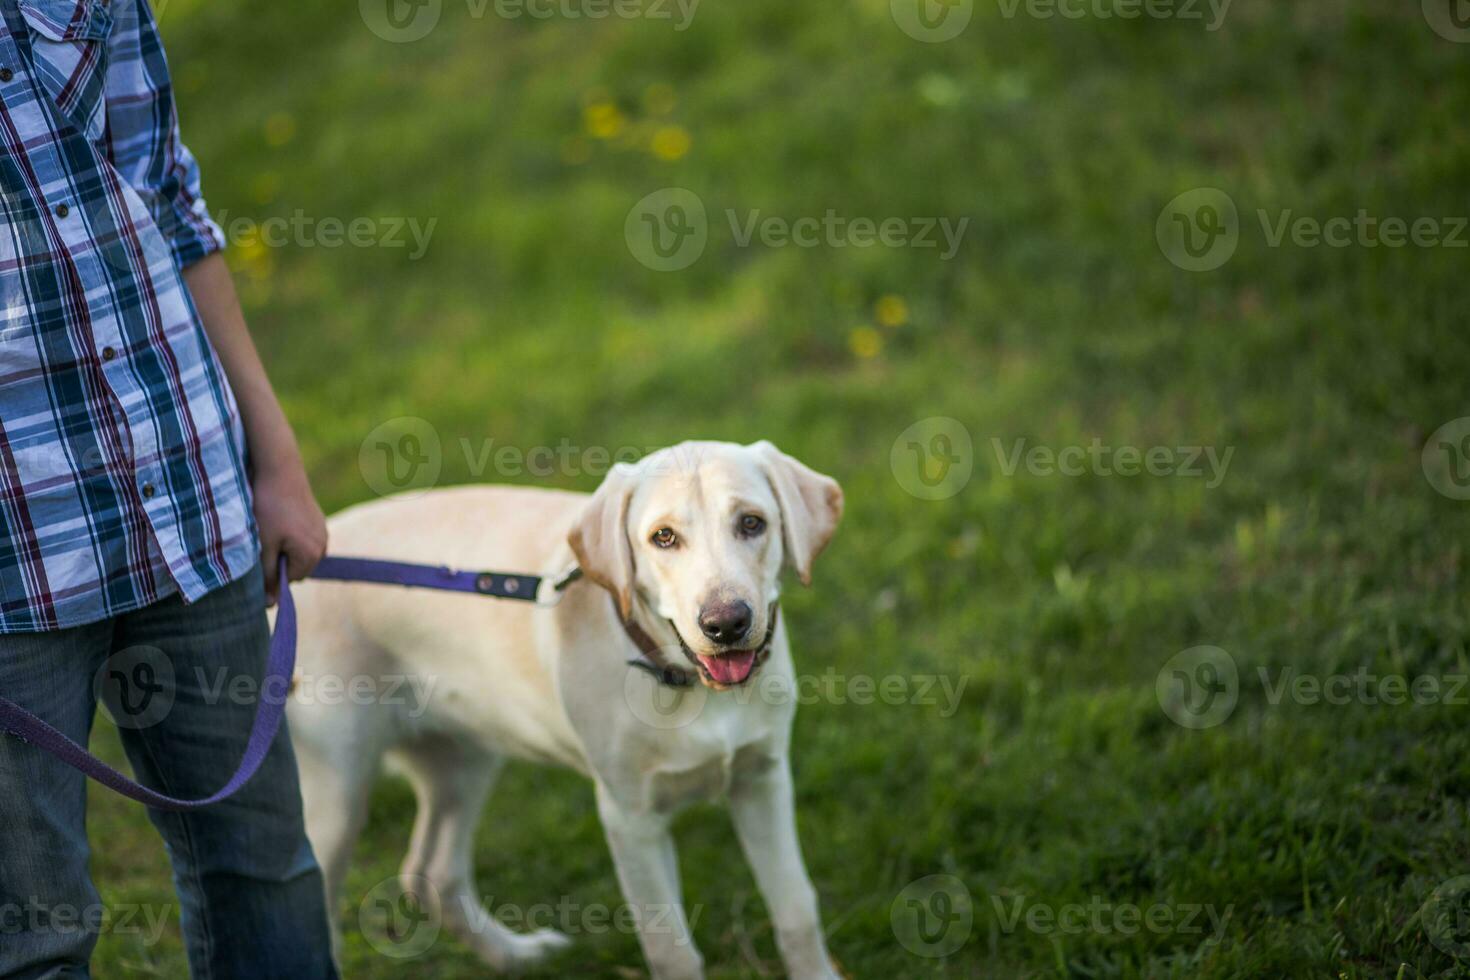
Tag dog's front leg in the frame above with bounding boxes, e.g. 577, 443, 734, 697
595, 781, 704, 980
729, 758, 840, 980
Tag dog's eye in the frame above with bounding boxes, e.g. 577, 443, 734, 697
650, 527, 678, 549
738, 514, 766, 537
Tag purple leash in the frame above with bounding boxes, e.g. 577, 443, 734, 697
0, 554, 573, 811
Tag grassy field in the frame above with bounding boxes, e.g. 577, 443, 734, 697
81, 0, 1470, 976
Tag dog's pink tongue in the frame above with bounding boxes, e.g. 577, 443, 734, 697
698, 650, 756, 685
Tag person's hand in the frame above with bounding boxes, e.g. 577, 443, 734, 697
251, 455, 328, 606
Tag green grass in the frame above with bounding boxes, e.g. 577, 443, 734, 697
83, 0, 1470, 976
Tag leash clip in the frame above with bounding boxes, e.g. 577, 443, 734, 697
534, 567, 583, 607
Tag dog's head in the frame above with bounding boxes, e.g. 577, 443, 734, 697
569, 440, 843, 690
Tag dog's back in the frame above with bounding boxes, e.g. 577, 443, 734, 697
285, 484, 595, 790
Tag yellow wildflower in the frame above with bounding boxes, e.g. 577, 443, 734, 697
848, 326, 882, 359
583, 102, 626, 140
875, 294, 909, 328
650, 125, 691, 161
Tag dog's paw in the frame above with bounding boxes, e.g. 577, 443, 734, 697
492, 927, 573, 973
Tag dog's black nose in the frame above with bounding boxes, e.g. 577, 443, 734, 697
699, 600, 752, 645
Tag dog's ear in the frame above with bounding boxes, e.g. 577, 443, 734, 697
752, 441, 844, 586
568, 462, 638, 619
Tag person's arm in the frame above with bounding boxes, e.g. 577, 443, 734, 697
183, 254, 327, 603
103, 0, 325, 600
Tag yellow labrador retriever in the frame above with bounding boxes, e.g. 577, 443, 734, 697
286, 440, 843, 979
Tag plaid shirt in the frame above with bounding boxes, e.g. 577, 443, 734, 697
0, 0, 257, 633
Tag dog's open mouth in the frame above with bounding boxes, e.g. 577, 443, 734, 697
694, 649, 759, 686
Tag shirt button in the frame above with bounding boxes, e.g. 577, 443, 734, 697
55, 203, 69, 218
0, 69, 12, 83
102, 346, 117, 361
141, 483, 156, 499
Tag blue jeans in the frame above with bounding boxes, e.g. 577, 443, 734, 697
0, 564, 337, 980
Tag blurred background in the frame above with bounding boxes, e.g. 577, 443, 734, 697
86, 0, 1470, 975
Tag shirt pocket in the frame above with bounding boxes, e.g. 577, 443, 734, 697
17, 0, 114, 143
